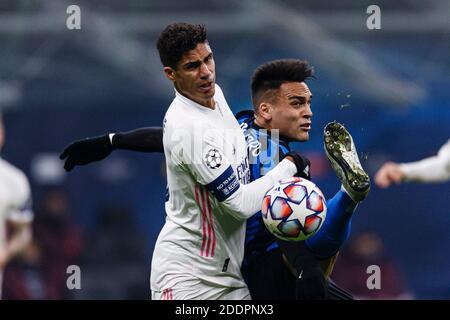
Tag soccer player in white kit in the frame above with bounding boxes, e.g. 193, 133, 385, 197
375, 139, 450, 187
150, 24, 304, 300
0, 116, 33, 298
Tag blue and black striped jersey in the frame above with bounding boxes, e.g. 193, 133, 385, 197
235, 110, 294, 264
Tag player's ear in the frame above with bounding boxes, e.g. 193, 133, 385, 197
163, 67, 176, 82
258, 102, 272, 121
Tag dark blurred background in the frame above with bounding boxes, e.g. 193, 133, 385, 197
0, 0, 449, 299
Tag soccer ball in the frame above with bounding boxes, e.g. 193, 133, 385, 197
262, 177, 327, 241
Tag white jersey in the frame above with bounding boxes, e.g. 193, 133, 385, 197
151, 85, 296, 297
0, 157, 33, 297
0, 158, 33, 247
400, 139, 450, 183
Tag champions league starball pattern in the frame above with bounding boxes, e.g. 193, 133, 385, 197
205, 148, 223, 169
262, 177, 327, 241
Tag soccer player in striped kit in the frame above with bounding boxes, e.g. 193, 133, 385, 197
63, 23, 309, 300
60, 28, 370, 300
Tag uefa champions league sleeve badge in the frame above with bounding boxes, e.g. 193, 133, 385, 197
205, 148, 222, 169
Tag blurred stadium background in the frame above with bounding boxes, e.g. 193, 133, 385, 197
0, 0, 449, 299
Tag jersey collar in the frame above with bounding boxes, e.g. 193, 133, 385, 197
174, 88, 217, 113
249, 115, 292, 150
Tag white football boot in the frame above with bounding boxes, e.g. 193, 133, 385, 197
324, 121, 370, 202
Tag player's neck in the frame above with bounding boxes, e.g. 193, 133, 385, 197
202, 98, 215, 109
176, 87, 215, 110
254, 115, 270, 130
191, 97, 215, 109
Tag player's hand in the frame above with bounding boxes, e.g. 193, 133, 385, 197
375, 161, 405, 188
59, 134, 114, 172
283, 152, 311, 180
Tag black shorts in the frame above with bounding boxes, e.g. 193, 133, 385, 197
243, 247, 296, 300
243, 247, 353, 300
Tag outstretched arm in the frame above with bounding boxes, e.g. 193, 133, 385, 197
0, 176, 33, 270
0, 220, 32, 269
60, 127, 164, 171
112, 127, 164, 152
375, 139, 450, 188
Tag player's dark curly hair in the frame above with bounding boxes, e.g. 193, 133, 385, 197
251, 59, 314, 111
156, 23, 208, 69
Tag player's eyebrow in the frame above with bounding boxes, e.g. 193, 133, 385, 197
183, 60, 201, 69
183, 53, 212, 69
204, 53, 213, 61
288, 95, 312, 101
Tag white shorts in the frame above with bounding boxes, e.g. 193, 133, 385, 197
151, 278, 251, 300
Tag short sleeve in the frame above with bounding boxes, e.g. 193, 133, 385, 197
7, 196, 34, 223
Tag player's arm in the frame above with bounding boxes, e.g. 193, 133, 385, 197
0, 183, 33, 269
0, 220, 32, 269
375, 139, 450, 187
221, 155, 299, 219
60, 127, 164, 171
180, 134, 302, 219
399, 139, 450, 182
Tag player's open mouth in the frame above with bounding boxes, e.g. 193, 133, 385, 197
300, 123, 311, 131
199, 81, 213, 93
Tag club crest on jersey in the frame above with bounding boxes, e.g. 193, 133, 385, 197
205, 148, 222, 169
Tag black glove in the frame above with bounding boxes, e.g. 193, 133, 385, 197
59, 134, 114, 172
59, 127, 164, 172
283, 151, 311, 179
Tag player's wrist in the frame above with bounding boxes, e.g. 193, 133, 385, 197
397, 164, 409, 181
108, 133, 117, 150
108, 133, 115, 145
96, 133, 115, 151
279, 157, 298, 176
282, 152, 311, 179
284, 155, 294, 163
